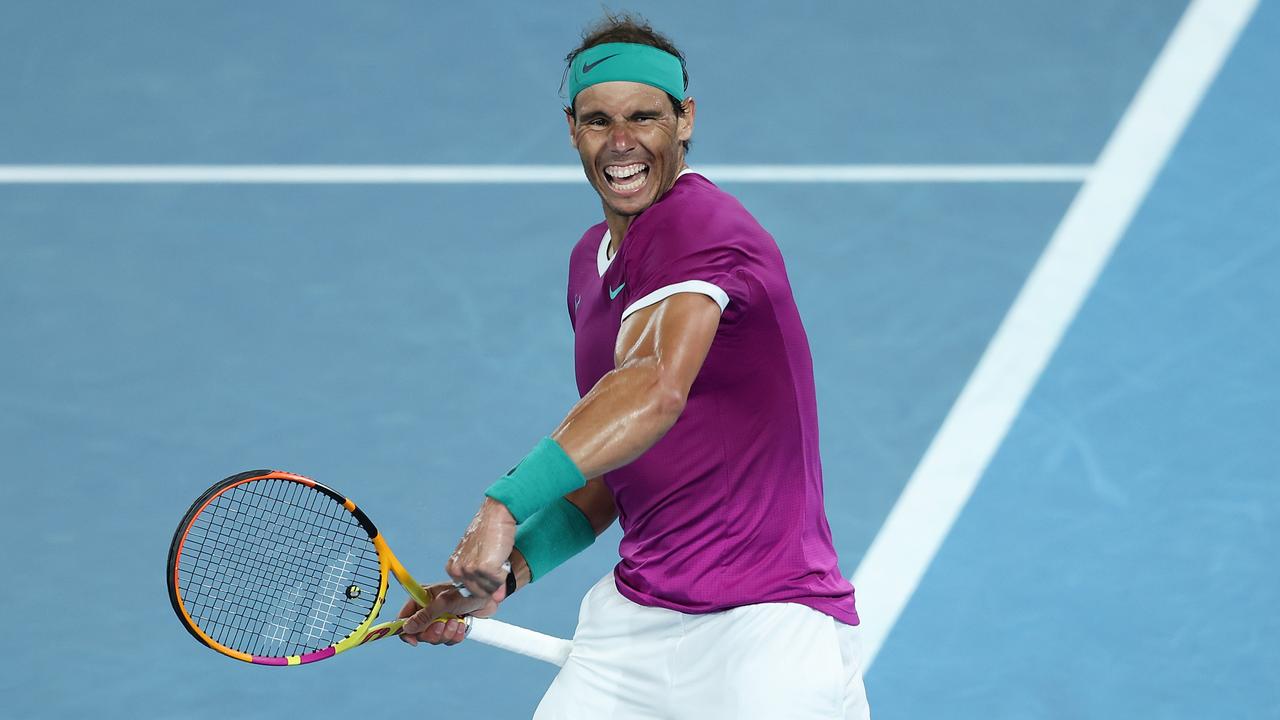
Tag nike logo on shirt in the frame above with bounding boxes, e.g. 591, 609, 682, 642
609, 283, 626, 300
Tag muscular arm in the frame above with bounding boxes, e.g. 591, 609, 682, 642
505, 293, 718, 588
551, 292, 723, 478
438, 292, 721, 605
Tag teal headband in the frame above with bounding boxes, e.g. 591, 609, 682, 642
568, 42, 685, 105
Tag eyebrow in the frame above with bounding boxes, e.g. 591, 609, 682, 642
577, 108, 664, 122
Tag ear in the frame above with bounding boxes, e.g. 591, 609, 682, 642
677, 97, 696, 144
565, 107, 578, 149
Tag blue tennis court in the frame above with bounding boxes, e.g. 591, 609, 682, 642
1, 1, 1274, 717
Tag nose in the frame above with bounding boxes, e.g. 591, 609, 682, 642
609, 124, 636, 153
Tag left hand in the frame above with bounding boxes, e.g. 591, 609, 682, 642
446, 497, 517, 601
397, 582, 503, 647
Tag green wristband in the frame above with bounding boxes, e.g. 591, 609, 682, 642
514, 497, 597, 582
485, 437, 586, 523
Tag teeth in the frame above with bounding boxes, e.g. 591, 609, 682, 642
605, 163, 648, 179
611, 172, 647, 192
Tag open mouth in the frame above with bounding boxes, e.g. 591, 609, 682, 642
603, 162, 650, 194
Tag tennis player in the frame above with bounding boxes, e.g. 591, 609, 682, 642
400, 14, 870, 718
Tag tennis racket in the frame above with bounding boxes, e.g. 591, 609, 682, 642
167, 469, 572, 667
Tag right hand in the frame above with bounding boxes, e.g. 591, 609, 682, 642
396, 581, 506, 647
446, 498, 518, 600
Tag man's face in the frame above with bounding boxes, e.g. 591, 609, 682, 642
568, 81, 695, 218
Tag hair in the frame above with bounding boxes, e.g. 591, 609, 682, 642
563, 11, 691, 152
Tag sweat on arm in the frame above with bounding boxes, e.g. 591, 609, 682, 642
485, 289, 721, 585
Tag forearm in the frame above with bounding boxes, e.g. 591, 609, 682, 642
507, 547, 532, 590
461, 299, 708, 600
470, 487, 611, 595
504, 477, 614, 586
551, 357, 685, 479
482, 296, 708, 545
508, 477, 616, 587
565, 477, 618, 534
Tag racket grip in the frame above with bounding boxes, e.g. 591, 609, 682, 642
464, 617, 572, 668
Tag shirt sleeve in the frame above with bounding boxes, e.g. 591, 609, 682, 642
619, 214, 750, 322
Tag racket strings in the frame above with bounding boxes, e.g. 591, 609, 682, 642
177, 478, 382, 658
184, 481, 380, 655
202, 482, 379, 654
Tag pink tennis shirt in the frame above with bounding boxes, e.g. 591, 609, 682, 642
567, 171, 858, 625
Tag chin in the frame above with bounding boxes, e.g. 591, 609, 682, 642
608, 198, 652, 216
595, 184, 656, 217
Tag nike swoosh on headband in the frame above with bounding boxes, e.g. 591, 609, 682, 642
582, 54, 619, 74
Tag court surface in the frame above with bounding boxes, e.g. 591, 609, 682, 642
1, 1, 1275, 717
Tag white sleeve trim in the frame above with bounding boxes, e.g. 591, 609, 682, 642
620, 280, 730, 321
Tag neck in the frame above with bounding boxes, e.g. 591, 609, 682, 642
603, 163, 687, 258
604, 214, 632, 259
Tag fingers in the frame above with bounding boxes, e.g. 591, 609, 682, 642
447, 556, 514, 602
446, 543, 505, 593
402, 498, 517, 649
398, 581, 506, 648
445, 499, 517, 600
397, 583, 447, 623
447, 559, 507, 599
400, 616, 467, 647
466, 594, 503, 620
404, 597, 455, 635
396, 595, 424, 620
400, 584, 489, 645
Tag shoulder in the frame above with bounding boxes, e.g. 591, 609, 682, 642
628, 173, 776, 262
570, 221, 609, 269
573, 221, 609, 255
642, 173, 750, 231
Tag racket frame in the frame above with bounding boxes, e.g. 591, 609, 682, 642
167, 469, 435, 666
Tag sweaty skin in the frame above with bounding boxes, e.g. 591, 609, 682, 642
569, 81, 695, 256
400, 81, 712, 645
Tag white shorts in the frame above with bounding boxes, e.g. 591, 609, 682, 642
534, 573, 871, 720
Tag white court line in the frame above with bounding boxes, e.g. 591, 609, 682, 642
850, 0, 1258, 669
0, 164, 1090, 184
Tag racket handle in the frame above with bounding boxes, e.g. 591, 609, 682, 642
464, 616, 572, 667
